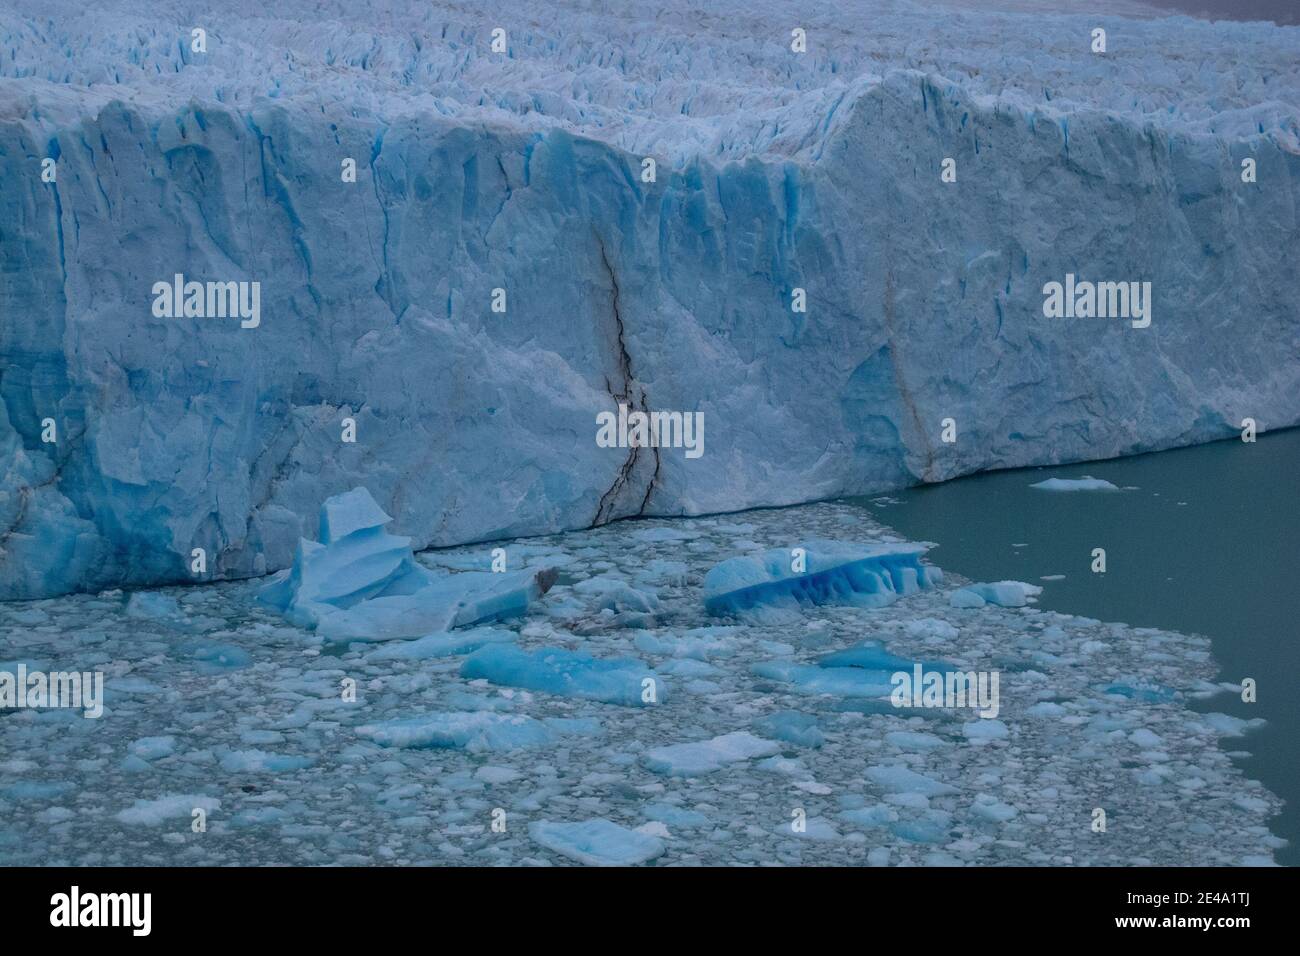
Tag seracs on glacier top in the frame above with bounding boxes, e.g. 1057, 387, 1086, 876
3, 0, 1298, 159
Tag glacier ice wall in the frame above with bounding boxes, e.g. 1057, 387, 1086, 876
1, 0, 1298, 599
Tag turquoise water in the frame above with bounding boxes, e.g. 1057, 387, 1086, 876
852, 428, 1299, 866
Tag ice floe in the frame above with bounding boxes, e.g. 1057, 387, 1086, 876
643, 732, 780, 776
1030, 477, 1121, 492
528, 819, 665, 867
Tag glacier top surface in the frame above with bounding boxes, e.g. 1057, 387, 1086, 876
2, 0, 1297, 160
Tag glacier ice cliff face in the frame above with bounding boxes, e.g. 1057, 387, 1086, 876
1, 0, 1298, 599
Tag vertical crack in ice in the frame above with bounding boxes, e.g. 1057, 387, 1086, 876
592, 235, 658, 525
883, 270, 935, 482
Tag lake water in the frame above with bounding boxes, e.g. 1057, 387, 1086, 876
852, 428, 1299, 866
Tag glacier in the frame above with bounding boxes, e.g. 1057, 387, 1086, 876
1, 0, 1298, 600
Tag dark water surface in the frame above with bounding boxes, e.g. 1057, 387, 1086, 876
849, 428, 1299, 865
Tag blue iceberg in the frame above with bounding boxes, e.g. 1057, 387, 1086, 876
258, 488, 556, 641
703, 541, 940, 616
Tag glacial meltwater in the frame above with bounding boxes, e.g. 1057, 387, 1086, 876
855, 428, 1299, 865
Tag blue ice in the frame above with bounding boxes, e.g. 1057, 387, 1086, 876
703, 540, 939, 616
460, 644, 665, 707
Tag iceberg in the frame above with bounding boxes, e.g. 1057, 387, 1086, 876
257, 488, 555, 641
703, 541, 940, 616
1030, 477, 1121, 492
3, 0, 1297, 601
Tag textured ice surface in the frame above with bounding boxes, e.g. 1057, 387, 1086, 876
0, 500, 1279, 865
2, 0, 1298, 599
258, 488, 555, 640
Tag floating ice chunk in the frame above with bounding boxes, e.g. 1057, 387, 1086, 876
793, 779, 833, 795
962, 719, 1010, 742
218, 749, 315, 772
752, 661, 895, 698
703, 540, 939, 616
258, 488, 555, 640
128, 736, 176, 760
629, 527, 696, 544
599, 584, 660, 614
634, 627, 738, 660
116, 794, 221, 825
971, 794, 1019, 823
817, 640, 946, 672
230, 807, 291, 828
541, 716, 603, 738
365, 627, 517, 661
637, 821, 672, 840
659, 659, 720, 678
190, 642, 253, 672
949, 581, 1042, 608
1199, 713, 1266, 737
892, 814, 952, 844
949, 589, 986, 609
643, 731, 780, 776
783, 817, 841, 840
461, 645, 664, 707
475, 766, 522, 785
239, 730, 285, 745
885, 730, 947, 751
124, 592, 183, 619
752, 711, 824, 748
356, 711, 553, 751
643, 803, 711, 828
865, 765, 958, 797
1026, 701, 1067, 717
1101, 680, 1175, 703
2, 781, 71, 801
1030, 476, 1120, 492
840, 804, 898, 828
529, 819, 665, 866
1130, 728, 1163, 747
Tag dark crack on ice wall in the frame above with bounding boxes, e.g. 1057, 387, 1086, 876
883, 270, 935, 482
591, 235, 659, 526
